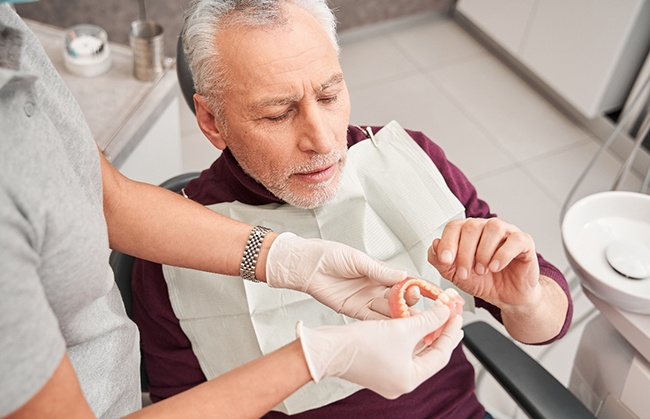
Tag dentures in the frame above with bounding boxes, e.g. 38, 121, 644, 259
388, 277, 464, 345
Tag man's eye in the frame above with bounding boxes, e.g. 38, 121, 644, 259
319, 95, 338, 103
266, 112, 289, 122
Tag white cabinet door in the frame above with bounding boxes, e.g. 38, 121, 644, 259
520, 0, 650, 118
456, 0, 650, 118
456, 0, 536, 55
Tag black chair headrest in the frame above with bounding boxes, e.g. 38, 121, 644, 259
176, 34, 196, 115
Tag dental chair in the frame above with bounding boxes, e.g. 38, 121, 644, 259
177, 35, 195, 115
142, 33, 595, 419
463, 321, 594, 418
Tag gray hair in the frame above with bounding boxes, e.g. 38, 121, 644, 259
182, 0, 340, 121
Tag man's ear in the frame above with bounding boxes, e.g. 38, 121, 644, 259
194, 94, 227, 150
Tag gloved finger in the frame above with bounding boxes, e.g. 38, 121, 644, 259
413, 315, 464, 374
407, 303, 451, 339
405, 285, 421, 306
348, 251, 408, 286
436, 315, 464, 349
362, 310, 390, 321
407, 306, 422, 316
420, 315, 464, 357
351, 302, 390, 320
368, 298, 392, 319
412, 313, 460, 356
378, 284, 421, 319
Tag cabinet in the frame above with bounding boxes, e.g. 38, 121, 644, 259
456, 0, 650, 118
28, 19, 183, 185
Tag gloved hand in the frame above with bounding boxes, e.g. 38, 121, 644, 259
297, 303, 464, 399
266, 232, 409, 320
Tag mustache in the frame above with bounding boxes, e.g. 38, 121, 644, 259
292, 149, 346, 174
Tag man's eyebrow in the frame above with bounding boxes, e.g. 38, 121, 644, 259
251, 73, 345, 113
252, 95, 299, 112
318, 73, 344, 92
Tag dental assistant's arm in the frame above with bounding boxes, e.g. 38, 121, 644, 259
100, 149, 262, 278
7, 305, 461, 419
6, 342, 309, 419
132, 340, 311, 418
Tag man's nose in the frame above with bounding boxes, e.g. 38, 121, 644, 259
297, 103, 335, 154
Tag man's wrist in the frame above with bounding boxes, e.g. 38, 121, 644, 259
501, 275, 567, 343
500, 286, 543, 320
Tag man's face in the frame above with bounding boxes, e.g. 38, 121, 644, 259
197, 4, 351, 209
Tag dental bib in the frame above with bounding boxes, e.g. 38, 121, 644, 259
163, 121, 469, 414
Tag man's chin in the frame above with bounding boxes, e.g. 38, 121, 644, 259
280, 176, 342, 209
267, 160, 346, 209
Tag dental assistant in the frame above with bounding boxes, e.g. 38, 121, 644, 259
0, 4, 465, 418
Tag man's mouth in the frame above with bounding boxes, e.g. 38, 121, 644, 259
293, 163, 337, 184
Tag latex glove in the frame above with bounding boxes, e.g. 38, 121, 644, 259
266, 232, 408, 320
297, 303, 463, 399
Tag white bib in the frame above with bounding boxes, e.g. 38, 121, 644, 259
163, 121, 469, 414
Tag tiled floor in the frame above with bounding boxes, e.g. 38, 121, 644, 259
178, 11, 643, 419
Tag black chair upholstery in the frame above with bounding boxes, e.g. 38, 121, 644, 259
109, 172, 200, 393
463, 321, 595, 418
176, 34, 196, 115
159, 171, 201, 193
109, 249, 145, 391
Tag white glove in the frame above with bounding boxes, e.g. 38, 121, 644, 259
266, 232, 408, 320
297, 303, 464, 399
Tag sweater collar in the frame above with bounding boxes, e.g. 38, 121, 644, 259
184, 147, 285, 206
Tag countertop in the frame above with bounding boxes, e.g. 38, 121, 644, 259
26, 19, 179, 167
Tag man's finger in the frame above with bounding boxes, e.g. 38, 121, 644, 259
489, 231, 535, 272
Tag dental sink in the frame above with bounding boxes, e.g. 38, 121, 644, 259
562, 191, 650, 314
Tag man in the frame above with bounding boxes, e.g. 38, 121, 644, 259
133, 0, 572, 417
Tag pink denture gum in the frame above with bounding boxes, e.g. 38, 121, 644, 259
388, 277, 464, 345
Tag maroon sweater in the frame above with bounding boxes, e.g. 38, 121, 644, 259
132, 126, 572, 418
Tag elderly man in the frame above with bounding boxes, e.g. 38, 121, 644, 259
133, 0, 572, 417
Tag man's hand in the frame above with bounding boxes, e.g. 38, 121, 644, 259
265, 233, 409, 320
428, 218, 541, 313
428, 218, 570, 343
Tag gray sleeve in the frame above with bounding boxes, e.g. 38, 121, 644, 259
0, 186, 66, 416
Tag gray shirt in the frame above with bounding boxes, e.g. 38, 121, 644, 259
0, 5, 140, 417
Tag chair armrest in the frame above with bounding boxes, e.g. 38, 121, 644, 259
462, 321, 595, 419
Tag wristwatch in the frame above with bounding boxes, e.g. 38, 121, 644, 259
240, 225, 273, 283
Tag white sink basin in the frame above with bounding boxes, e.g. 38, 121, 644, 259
562, 191, 650, 314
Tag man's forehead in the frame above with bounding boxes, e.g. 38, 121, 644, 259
249, 72, 344, 111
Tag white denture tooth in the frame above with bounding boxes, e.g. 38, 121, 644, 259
438, 292, 450, 303
445, 288, 459, 297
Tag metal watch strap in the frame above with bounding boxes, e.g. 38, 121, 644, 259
240, 225, 273, 283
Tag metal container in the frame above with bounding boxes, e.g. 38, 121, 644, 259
129, 20, 164, 81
